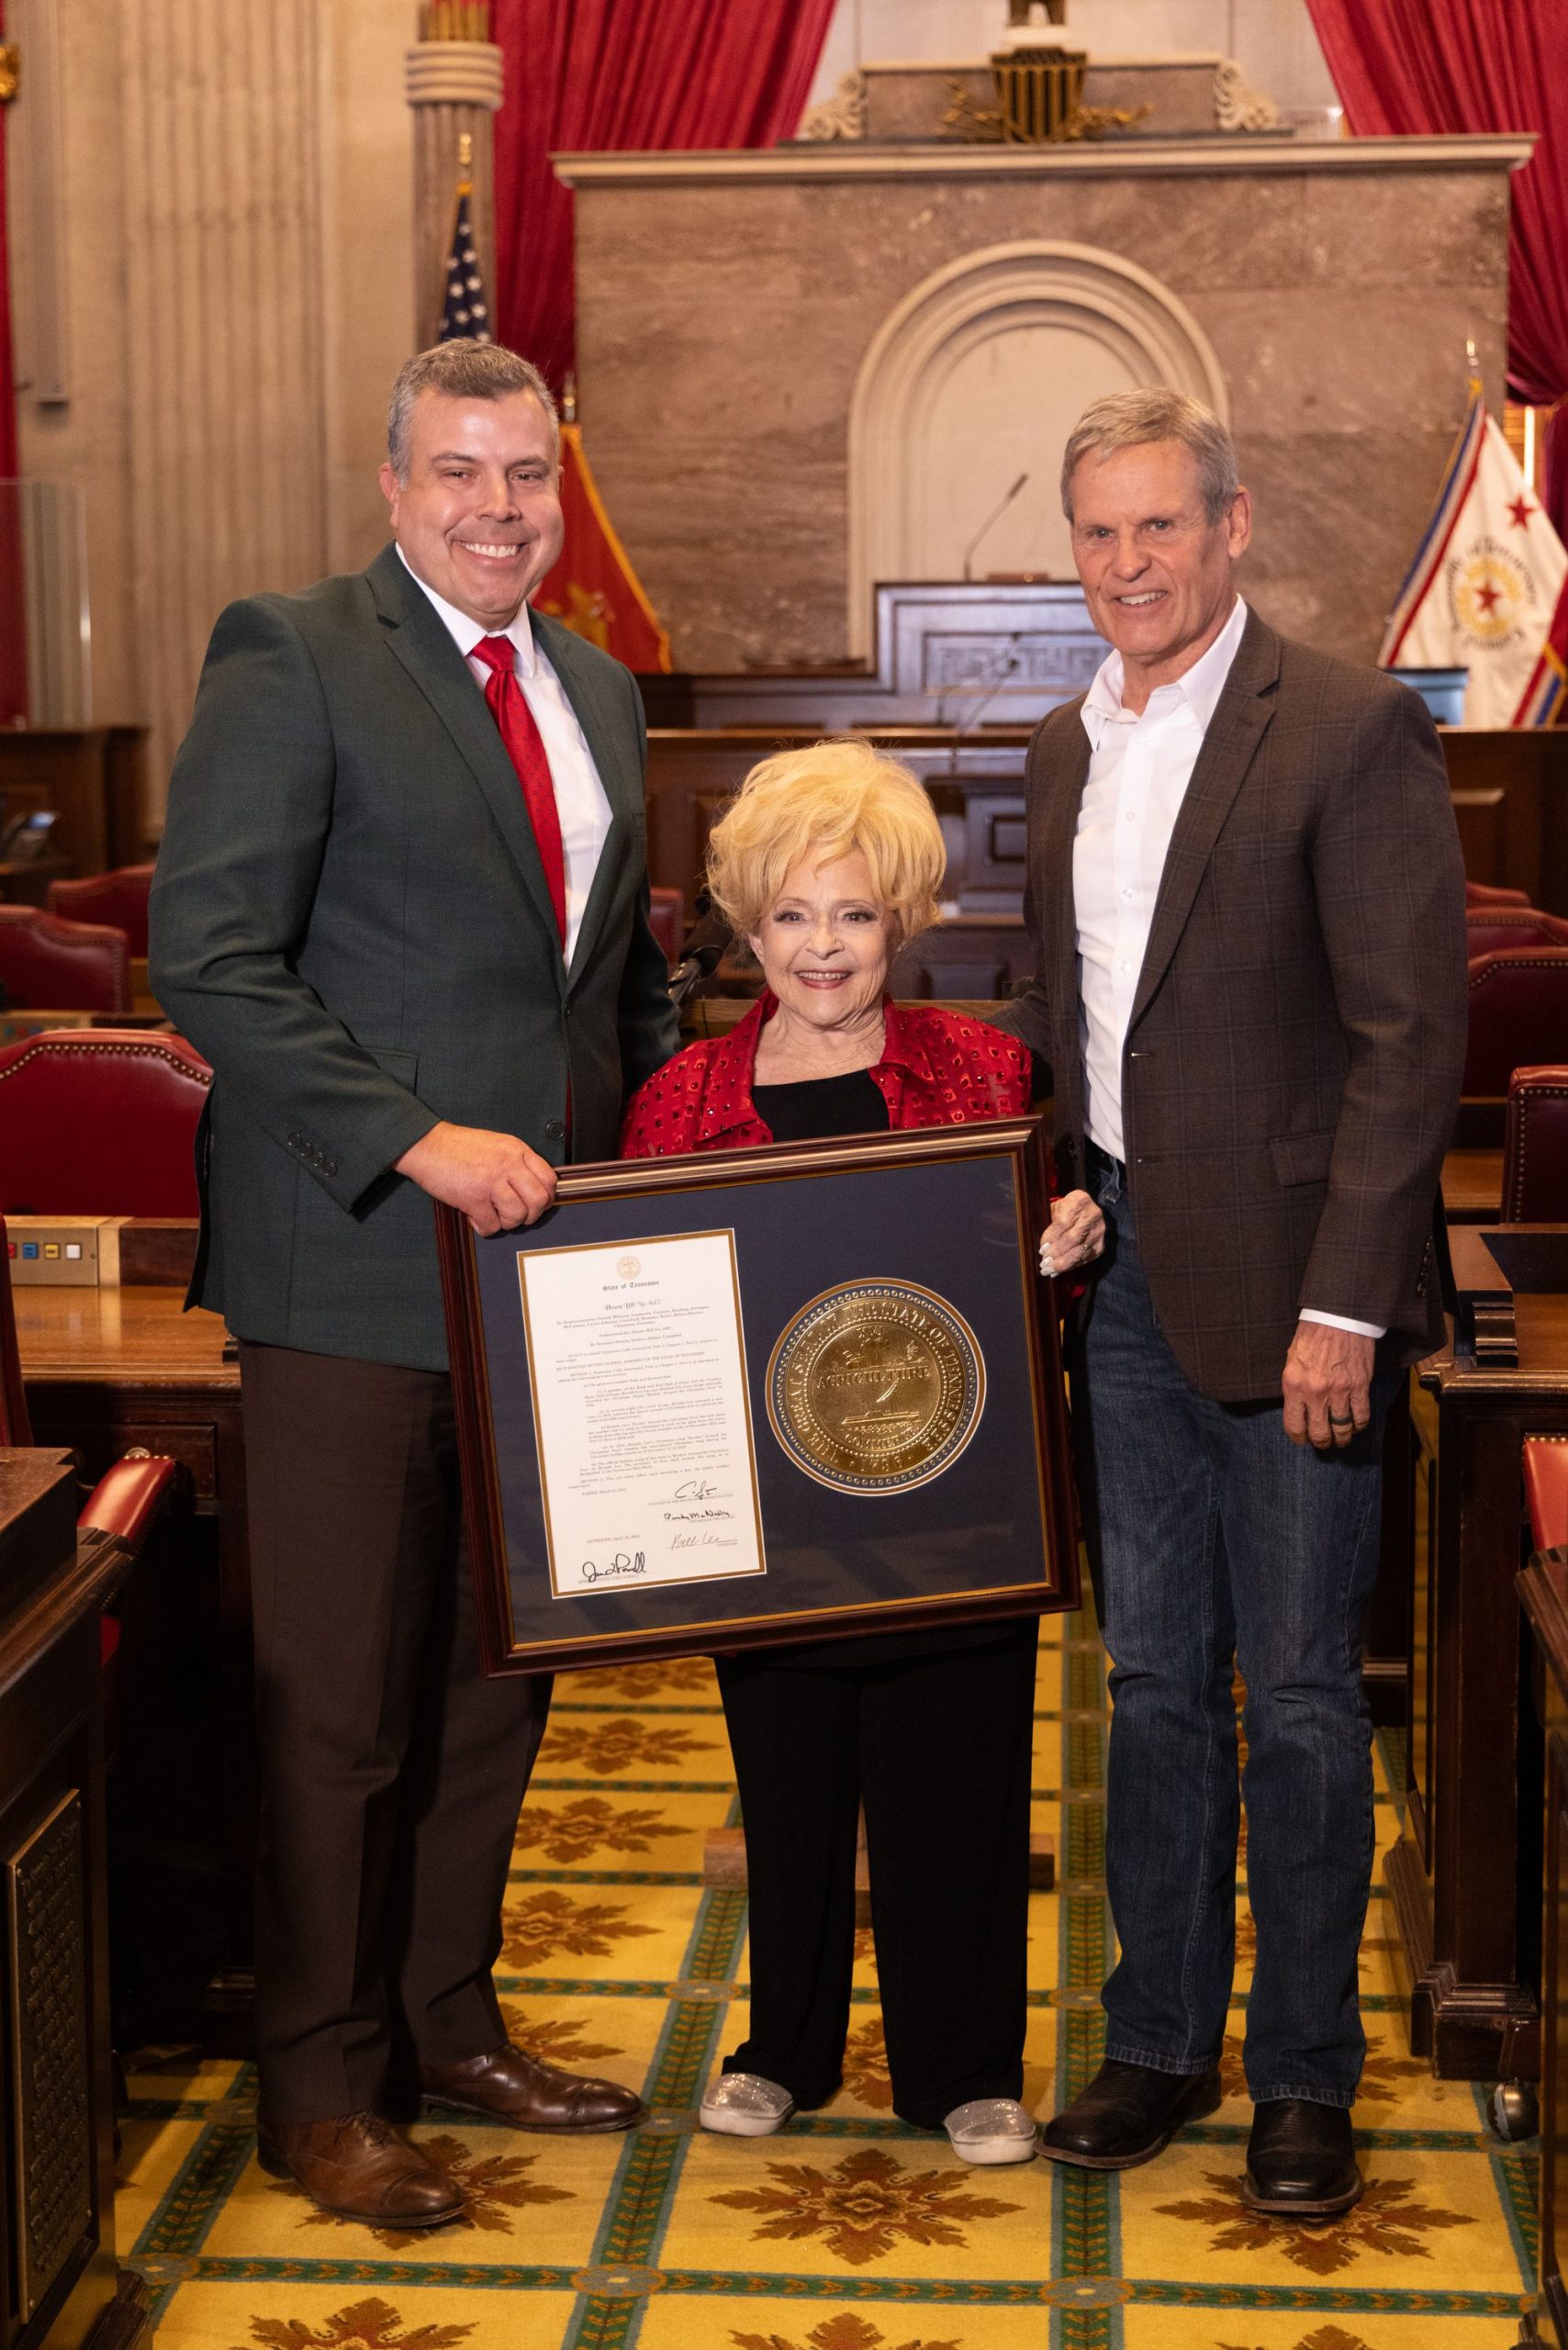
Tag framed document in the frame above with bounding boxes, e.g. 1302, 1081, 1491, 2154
438, 1118, 1079, 1675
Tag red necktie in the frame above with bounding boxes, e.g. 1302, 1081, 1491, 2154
472, 634, 567, 945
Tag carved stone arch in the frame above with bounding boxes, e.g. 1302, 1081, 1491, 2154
846, 241, 1229, 655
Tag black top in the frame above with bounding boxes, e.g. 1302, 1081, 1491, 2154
752, 1067, 890, 1143
742, 1062, 1030, 1674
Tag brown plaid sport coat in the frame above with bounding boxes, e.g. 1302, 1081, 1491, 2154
1002, 606, 1469, 1403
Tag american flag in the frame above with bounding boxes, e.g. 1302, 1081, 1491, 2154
439, 188, 491, 343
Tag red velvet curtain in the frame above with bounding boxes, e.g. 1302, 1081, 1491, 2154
1305, 0, 1568, 533
490, 0, 837, 393
0, 0, 26, 722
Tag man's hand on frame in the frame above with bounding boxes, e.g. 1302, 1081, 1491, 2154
1282, 1320, 1375, 1451
395, 1120, 557, 1236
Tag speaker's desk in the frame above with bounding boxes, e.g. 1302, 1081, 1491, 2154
14, 1285, 252, 2040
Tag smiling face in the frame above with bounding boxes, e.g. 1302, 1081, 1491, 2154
379, 387, 563, 629
1068, 438, 1251, 707
748, 849, 896, 1039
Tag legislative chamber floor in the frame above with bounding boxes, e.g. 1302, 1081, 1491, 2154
118, 1605, 1535, 2347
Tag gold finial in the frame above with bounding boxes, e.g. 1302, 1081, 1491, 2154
1465, 337, 1483, 400
0, 44, 20, 106
562, 372, 578, 427
458, 131, 473, 168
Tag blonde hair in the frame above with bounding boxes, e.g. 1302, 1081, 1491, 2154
706, 739, 945, 948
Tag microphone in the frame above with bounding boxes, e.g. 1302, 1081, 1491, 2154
946, 632, 1026, 771
667, 899, 734, 1005
962, 472, 1030, 582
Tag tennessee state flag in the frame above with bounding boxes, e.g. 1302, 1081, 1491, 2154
1379, 384, 1567, 727
1516, 576, 1568, 727
532, 424, 671, 674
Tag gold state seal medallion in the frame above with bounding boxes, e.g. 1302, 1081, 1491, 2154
767, 1280, 985, 1494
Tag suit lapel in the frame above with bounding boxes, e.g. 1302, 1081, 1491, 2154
370, 545, 566, 957
534, 611, 641, 987
1033, 710, 1091, 1062
1126, 610, 1280, 1031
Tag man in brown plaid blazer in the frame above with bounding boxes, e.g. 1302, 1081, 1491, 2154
1005, 390, 1467, 2216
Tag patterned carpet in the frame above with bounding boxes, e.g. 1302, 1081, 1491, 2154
119, 1606, 1537, 2348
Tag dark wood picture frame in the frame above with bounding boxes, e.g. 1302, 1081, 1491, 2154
438, 1117, 1079, 1675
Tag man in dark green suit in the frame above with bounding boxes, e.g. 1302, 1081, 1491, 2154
150, 340, 678, 2228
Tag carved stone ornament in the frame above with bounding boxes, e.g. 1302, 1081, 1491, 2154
0, 44, 19, 105
799, 70, 867, 142
1214, 57, 1282, 132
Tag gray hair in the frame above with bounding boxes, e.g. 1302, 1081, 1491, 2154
386, 340, 558, 481
1060, 388, 1239, 523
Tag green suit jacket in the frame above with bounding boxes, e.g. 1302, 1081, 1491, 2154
149, 542, 679, 1371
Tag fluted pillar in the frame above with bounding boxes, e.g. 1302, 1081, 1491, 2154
406, 28, 503, 352
118, 0, 329, 797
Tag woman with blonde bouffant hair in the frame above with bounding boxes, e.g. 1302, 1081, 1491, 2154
622, 738, 1103, 2166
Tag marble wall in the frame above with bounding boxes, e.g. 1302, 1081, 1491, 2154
7, 0, 412, 818
566, 141, 1519, 672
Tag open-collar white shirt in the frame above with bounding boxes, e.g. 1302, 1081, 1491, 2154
398, 544, 611, 963
1072, 594, 1380, 1339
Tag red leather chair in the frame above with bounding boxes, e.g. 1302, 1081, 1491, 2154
0, 1028, 210, 1215
1466, 881, 1532, 908
1464, 951, 1568, 1103
1502, 1066, 1568, 1222
648, 886, 684, 967
1526, 1436, 1568, 1553
0, 904, 131, 1013
48, 863, 156, 959
1465, 908, 1568, 961
0, 1214, 180, 1691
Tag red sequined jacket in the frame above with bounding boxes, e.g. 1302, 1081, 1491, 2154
620, 993, 1034, 1156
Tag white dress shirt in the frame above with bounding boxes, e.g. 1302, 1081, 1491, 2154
398, 546, 612, 964
1073, 595, 1382, 1340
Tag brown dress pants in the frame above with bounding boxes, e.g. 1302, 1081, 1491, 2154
241, 1341, 552, 2125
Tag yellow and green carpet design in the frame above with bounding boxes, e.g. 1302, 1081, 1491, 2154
119, 1608, 1536, 2347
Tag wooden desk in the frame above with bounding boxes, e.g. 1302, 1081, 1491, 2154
14, 1288, 253, 2042
1384, 1291, 1568, 2078
1522, 1532, 1568, 2345
0, 1450, 150, 2349
1444, 1147, 1505, 1224
0, 729, 150, 874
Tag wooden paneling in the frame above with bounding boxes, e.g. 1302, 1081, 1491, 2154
0, 1453, 151, 2349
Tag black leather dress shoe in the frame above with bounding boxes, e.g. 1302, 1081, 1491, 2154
1039, 2059, 1223, 2171
1243, 2098, 1362, 2217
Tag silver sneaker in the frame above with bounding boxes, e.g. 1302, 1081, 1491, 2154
944, 2097, 1039, 2165
700, 2071, 796, 2137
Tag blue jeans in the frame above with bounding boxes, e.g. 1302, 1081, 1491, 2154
1074, 1149, 1392, 2107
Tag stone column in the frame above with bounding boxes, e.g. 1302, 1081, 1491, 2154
406, 22, 503, 352
118, 0, 330, 800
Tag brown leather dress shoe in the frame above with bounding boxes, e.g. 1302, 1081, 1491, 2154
421, 2043, 645, 2133
256, 2112, 465, 2227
